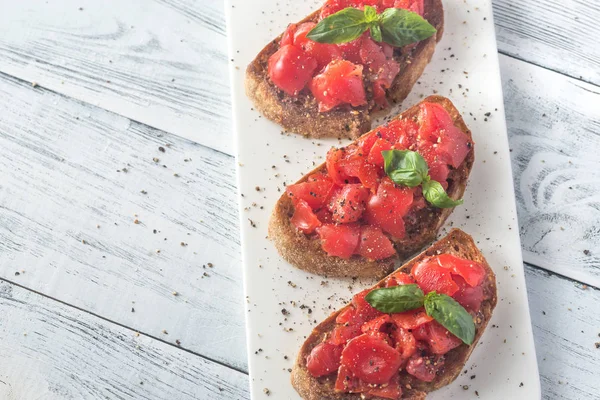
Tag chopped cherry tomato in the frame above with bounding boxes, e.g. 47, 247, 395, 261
385, 0, 424, 15
334, 364, 359, 392
268, 44, 317, 96
356, 225, 396, 260
364, 178, 414, 238
340, 334, 402, 384
367, 375, 402, 399
314, 208, 334, 224
337, 35, 364, 64
293, 23, 343, 69
327, 184, 369, 223
395, 119, 419, 149
286, 174, 335, 209
309, 60, 367, 112
412, 258, 460, 296
336, 306, 356, 325
352, 289, 383, 322
306, 342, 343, 377
356, 131, 379, 155
280, 23, 297, 47
412, 321, 462, 354
391, 308, 433, 329
452, 274, 485, 311
385, 271, 416, 287
317, 223, 360, 259
367, 137, 394, 167
330, 323, 363, 346
361, 315, 392, 334
290, 199, 322, 234
336, 156, 380, 190
405, 354, 444, 382
391, 325, 417, 360
326, 148, 347, 184
436, 254, 486, 287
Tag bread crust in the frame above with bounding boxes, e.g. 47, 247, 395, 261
268, 95, 474, 278
245, 0, 444, 139
291, 229, 498, 400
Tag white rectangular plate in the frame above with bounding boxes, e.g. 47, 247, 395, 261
226, 1, 541, 398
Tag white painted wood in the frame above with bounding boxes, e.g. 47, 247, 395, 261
0, 0, 232, 154
0, 73, 247, 371
494, 0, 600, 85
524, 264, 600, 400
500, 55, 600, 288
0, 281, 249, 400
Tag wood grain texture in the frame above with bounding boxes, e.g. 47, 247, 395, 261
501, 55, 600, 287
0, 280, 249, 400
0, 73, 247, 371
0, 0, 232, 154
493, 0, 600, 85
524, 264, 600, 400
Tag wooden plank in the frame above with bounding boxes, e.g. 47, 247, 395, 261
0, 280, 249, 400
0, 0, 232, 154
500, 54, 600, 287
0, 73, 247, 371
494, 0, 600, 85
524, 264, 600, 400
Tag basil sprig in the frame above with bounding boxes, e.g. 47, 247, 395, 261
366, 286, 476, 345
307, 6, 435, 46
382, 150, 463, 208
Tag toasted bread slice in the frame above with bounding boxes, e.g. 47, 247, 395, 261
291, 229, 498, 400
245, 0, 444, 139
269, 95, 474, 278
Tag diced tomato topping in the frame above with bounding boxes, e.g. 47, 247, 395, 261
367, 375, 402, 399
361, 314, 392, 334
340, 334, 402, 384
356, 225, 396, 260
412, 258, 460, 296
352, 289, 383, 322
306, 342, 343, 377
290, 199, 322, 234
317, 223, 360, 259
367, 138, 394, 167
286, 173, 335, 209
336, 306, 356, 325
326, 148, 346, 184
405, 354, 444, 382
412, 321, 462, 354
331, 323, 363, 346
452, 274, 485, 311
385, 271, 416, 287
328, 184, 370, 223
356, 131, 379, 155
309, 60, 367, 112
280, 23, 297, 47
364, 178, 413, 238
391, 325, 417, 360
268, 45, 317, 96
391, 308, 433, 329
314, 208, 334, 224
435, 254, 486, 287
293, 23, 343, 69
336, 156, 380, 190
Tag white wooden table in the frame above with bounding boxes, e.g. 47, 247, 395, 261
0, 0, 598, 399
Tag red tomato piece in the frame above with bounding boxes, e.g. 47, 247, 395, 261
317, 223, 360, 259
436, 254, 486, 287
336, 306, 356, 325
391, 325, 417, 361
395, 119, 419, 149
306, 342, 343, 377
364, 178, 414, 238
367, 138, 394, 167
385, 271, 416, 287
412, 321, 462, 355
336, 156, 380, 190
452, 274, 485, 311
437, 123, 472, 168
330, 323, 363, 346
389, 0, 424, 15
314, 208, 334, 224
334, 364, 360, 392
416, 140, 449, 186
327, 184, 369, 223
356, 225, 396, 260
293, 23, 343, 69
268, 45, 317, 96
290, 199, 322, 234
326, 148, 346, 185
340, 334, 402, 384
391, 308, 433, 330
286, 174, 335, 209
352, 289, 384, 322
367, 375, 402, 399
412, 258, 460, 296
309, 59, 367, 112
405, 354, 444, 382
361, 315, 392, 334
280, 23, 297, 47
356, 131, 379, 155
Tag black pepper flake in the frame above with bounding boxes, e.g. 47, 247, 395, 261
471, 375, 476, 379
583, 249, 590, 256
14, 272, 20, 276
519, 382, 524, 387
159, 146, 166, 152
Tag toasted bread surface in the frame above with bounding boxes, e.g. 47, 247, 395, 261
245, 0, 444, 139
291, 229, 498, 400
269, 95, 474, 278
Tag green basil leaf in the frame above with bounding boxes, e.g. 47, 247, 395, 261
370, 23, 383, 42
307, 7, 369, 44
424, 292, 475, 345
379, 8, 436, 47
364, 5, 378, 22
422, 179, 464, 208
382, 150, 429, 188
365, 284, 425, 314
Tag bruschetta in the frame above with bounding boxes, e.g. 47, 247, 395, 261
269, 95, 474, 278
246, 0, 444, 139
291, 228, 498, 399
